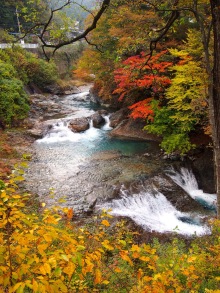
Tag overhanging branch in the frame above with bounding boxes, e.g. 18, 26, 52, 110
38, 0, 110, 59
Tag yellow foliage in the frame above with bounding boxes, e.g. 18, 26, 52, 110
101, 219, 110, 227
0, 170, 220, 292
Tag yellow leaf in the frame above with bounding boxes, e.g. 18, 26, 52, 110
12, 282, 23, 291
102, 280, 109, 285
14, 176, 25, 182
119, 240, 126, 246
94, 269, 102, 284
63, 262, 76, 277
187, 256, 197, 263
43, 234, 52, 242
44, 263, 51, 275
101, 220, 110, 227
139, 256, 150, 262
120, 251, 133, 266
12, 272, 18, 280
77, 245, 85, 251
115, 267, 122, 273
137, 269, 143, 280
32, 279, 38, 292
61, 254, 69, 261
132, 252, 140, 258
12, 195, 21, 199
131, 244, 141, 252
102, 240, 114, 251
37, 244, 48, 255
39, 265, 47, 275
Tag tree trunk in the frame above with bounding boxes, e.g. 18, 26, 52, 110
210, 0, 220, 217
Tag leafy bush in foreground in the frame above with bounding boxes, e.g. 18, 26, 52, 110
0, 169, 220, 292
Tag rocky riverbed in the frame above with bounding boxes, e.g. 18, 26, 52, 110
16, 85, 216, 237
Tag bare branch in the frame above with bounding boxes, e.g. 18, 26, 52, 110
37, 0, 110, 58
84, 36, 103, 53
39, 1, 72, 43
149, 9, 180, 52
72, 1, 95, 18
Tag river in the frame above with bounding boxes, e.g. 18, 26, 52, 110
24, 90, 217, 237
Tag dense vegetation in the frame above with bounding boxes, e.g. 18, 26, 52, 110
0, 47, 58, 127
1, 0, 220, 292
1, 170, 220, 292
75, 1, 211, 155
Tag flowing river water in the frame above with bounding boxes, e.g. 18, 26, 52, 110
25, 90, 217, 237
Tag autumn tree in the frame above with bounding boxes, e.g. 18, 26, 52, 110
75, 0, 165, 101
138, 0, 220, 218
2, 0, 220, 215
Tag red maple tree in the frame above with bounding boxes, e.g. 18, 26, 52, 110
113, 50, 172, 119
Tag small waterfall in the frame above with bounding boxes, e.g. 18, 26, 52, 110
37, 115, 112, 144
89, 119, 94, 128
99, 187, 209, 236
102, 115, 113, 130
83, 118, 101, 141
167, 168, 217, 210
37, 120, 82, 143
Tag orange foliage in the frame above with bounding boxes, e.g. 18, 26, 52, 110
113, 51, 172, 102
129, 98, 154, 120
113, 51, 172, 120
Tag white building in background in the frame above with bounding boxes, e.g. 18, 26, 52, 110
0, 43, 39, 49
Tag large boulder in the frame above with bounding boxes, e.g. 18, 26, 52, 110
26, 120, 53, 138
109, 108, 129, 128
68, 118, 89, 132
91, 113, 105, 128
109, 118, 161, 141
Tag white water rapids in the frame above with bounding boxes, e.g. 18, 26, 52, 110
99, 169, 217, 236
167, 168, 217, 210
26, 91, 216, 237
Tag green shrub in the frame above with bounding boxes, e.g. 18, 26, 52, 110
0, 60, 29, 126
29, 58, 58, 87
1, 48, 58, 88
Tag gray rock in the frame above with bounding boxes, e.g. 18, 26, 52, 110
89, 87, 101, 104
91, 113, 105, 128
109, 118, 161, 141
109, 108, 129, 128
68, 117, 89, 132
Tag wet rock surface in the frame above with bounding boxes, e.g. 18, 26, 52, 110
68, 117, 90, 132
90, 113, 105, 127
191, 148, 215, 194
25, 150, 163, 214
109, 108, 129, 128
143, 174, 205, 213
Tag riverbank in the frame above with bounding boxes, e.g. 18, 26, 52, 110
0, 84, 216, 239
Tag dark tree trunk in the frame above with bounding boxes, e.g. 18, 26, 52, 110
210, 0, 220, 217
